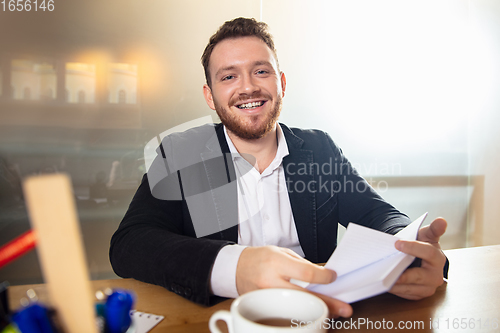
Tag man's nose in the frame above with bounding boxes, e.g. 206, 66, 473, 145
238, 74, 260, 95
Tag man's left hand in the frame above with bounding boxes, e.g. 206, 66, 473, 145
389, 218, 447, 300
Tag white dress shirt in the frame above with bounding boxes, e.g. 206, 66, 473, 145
210, 124, 305, 298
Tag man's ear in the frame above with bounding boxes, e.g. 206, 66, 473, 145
203, 84, 216, 110
280, 72, 286, 98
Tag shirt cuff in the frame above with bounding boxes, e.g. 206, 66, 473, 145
210, 244, 248, 298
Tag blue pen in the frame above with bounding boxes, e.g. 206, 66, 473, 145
11, 303, 54, 333
105, 290, 135, 333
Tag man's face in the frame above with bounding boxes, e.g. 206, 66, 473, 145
203, 36, 286, 140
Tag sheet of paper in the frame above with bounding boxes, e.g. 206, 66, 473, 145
309, 251, 408, 302
324, 212, 427, 277
323, 223, 399, 277
130, 310, 164, 333
304, 213, 427, 302
394, 213, 427, 240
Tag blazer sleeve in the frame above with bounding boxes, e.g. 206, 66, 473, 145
109, 173, 234, 305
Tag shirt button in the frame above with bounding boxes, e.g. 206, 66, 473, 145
264, 214, 270, 220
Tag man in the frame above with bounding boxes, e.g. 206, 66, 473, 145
110, 17, 447, 317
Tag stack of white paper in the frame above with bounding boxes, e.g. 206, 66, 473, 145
306, 213, 427, 303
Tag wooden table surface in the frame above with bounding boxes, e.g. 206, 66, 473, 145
7, 245, 500, 332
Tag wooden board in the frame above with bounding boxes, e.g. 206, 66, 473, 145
23, 174, 98, 333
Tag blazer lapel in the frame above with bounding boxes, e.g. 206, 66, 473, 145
281, 125, 318, 263
198, 124, 238, 242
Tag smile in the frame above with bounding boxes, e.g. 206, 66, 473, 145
236, 101, 265, 110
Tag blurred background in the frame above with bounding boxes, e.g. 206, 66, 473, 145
1, 0, 499, 285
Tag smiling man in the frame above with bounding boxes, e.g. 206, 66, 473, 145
110, 17, 448, 317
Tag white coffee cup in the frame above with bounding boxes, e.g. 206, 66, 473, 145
209, 288, 329, 333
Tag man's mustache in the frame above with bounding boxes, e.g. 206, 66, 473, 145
230, 92, 271, 105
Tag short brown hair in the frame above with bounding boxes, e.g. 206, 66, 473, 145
201, 17, 278, 87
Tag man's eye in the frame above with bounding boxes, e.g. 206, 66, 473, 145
222, 75, 234, 81
256, 70, 268, 75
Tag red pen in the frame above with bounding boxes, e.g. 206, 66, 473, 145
0, 230, 36, 269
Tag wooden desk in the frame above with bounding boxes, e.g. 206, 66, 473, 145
8, 245, 500, 332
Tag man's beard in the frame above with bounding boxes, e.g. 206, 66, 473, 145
214, 95, 282, 140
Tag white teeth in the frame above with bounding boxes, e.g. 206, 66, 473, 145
237, 101, 264, 109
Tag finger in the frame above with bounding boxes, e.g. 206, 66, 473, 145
394, 267, 428, 285
418, 218, 447, 243
395, 266, 443, 285
279, 258, 336, 285
395, 240, 445, 267
282, 248, 305, 259
389, 283, 438, 300
275, 248, 337, 284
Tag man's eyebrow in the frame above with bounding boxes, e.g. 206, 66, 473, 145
215, 66, 236, 78
252, 60, 273, 68
214, 61, 275, 78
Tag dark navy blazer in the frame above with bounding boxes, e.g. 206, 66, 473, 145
110, 123, 413, 305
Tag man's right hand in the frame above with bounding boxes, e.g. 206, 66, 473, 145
235, 245, 353, 317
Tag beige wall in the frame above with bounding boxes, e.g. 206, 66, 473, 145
468, 0, 500, 245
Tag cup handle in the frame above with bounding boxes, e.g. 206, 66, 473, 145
209, 310, 233, 333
